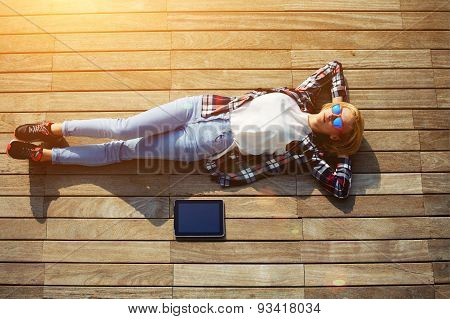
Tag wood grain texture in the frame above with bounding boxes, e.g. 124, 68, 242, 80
420, 152, 450, 172
0, 263, 44, 285
43, 241, 170, 263
167, 12, 403, 31
0, 0, 167, 15
43, 286, 172, 299
433, 262, 450, 283
436, 89, 450, 108
422, 173, 450, 193
305, 263, 434, 286
0, 241, 43, 262
174, 264, 304, 286
173, 287, 304, 299
171, 242, 301, 263
0, 13, 168, 34
305, 285, 434, 298
435, 285, 450, 298
44, 264, 173, 286
300, 240, 431, 263
167, 0, 402, 12
0, 218, 46, 239
303, 217, 432, 240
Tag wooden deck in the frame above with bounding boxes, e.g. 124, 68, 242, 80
0, 0, 449, 299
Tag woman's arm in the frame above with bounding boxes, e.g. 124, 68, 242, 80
296, 61, 349, 105
308, 151, 352, 199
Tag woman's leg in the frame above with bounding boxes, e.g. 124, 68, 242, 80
50, 117, 234, 166
58, 95, 202, 140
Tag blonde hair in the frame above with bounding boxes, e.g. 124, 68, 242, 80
313, 101, 365, 156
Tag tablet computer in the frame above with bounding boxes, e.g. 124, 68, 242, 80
174, 200, 225, 238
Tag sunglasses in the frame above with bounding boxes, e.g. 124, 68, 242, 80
331, 104, 344, 131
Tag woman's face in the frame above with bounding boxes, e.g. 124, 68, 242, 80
317, 106, 356, 141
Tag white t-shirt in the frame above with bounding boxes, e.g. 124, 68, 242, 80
208, 92, 312, 160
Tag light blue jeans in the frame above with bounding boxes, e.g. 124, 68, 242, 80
51, 95, 234, 166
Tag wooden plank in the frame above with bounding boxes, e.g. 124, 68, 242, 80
292, 50, 432, 68
292, 31, 450, 50
0, 53, 52, 72
171, 242, 301, 263
173, 287, 304, 299
303, 217, 432, 240
170, 175, 297, 196
431, 50, 450, 68
0, 218, 46, 239
52, 71, 171, 91
174, 264, 304, 286
0, 92, 51, 112
435, 285, 450, 298
296, 69, 436, 89
0, 263, 44, 285
413, 110, 450, 129
1, 155, 47, 174
305, 263, 434, 286
47, 219, 174, 240
298, 173, 423, 196
420, 152, 450, 172
0, 196, 44, 217
352, 152, 421, 173
0, 13, 168, 34
0, 241, 43, 262
173, 31, 293, 50
419, 130, 450, 151
436, 89, 450, 108
362, 131, 420, 151
305, 285, 434, 299
43, 286, 172, 299
44, 263, 173, 286
167, 12, 403, 30
170, 196, 298, 218
44, 174, 170, 196
428, 239, 450, 261
0, 286, 43, 298
350, 89, 437, 109
432, 217, 450, 238
0, 73, 51, 92
46, 218, 301, 240
167, 0, 401, 11
172, 50, 292, 69
0, 0, 167, 15
172, 70, 291, 89
0, 34, 54, 53
300, 240, 431, 263
424, 195, 450, 216
433, 262, 450, 283
361, 110, 414, 130
45, 196, 169, 218
54, 32, 171, 52
43, 241, 170, 263
434, 69, 450, 88
52, 51, 171, 71
400, 0, 450, 11
422, 173, 450, 193
402, 12, 450, 30
299, 195, 424, 217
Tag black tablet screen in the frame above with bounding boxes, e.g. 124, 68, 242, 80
174, 200, 224, 237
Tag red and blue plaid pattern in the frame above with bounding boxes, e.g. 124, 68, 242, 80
202, 61, 352, 199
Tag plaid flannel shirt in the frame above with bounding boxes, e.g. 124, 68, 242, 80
202, 61, 352, 199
